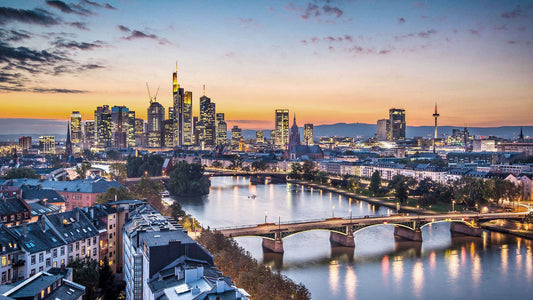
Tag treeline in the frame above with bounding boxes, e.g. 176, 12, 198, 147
126, 155, 164, 178
197, 230, 310, 300
167, 161, 210, 196
97, 177, 167, 213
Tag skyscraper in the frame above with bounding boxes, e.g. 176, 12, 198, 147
256, 131, 265, 144
199, 88, 216, 146
275, 109, 289, 147
172, 63, 185, 147
39, 136, 55, 154
304, 124, 314, 145
19, 136, 31, 151
127, 110, 136, 147
376, 119, 390, 141
231, 126, 242, 150
70, 111, 82, 144
216, 113, 227, 146
95, 105, 112, 148
134, 118, 144, 146
163, 120, 175, 147
111, 106, 130, 148
147, 101, 165, 147
84, 121, 95, 148
389, 108, 406, 141
183, 91, 193, 145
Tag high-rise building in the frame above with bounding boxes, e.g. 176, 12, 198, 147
270, 130, 276, 144
172, 64, 185, 147
216, 113, 227, 146
376, 119, 390, 141
192, 116, 199, 145
304, 124, 314, 145
163, 119, 175, 147
70, 111, 82, 144
111, 106, 130, 148
275, 109, 289, 147
134, 118, 144, 146
147, 102, 165, 147
19, 136, 32, 151
95, 105, 112, 148
231, 126, 242, 149
256, 131, 265, 144
199, 89, 216, 147
39, 136, 55, 154
288, 115, 300, 152
168, 107, 175, 121
183, 91, 193, 145
127, 111, 136, 148
389, 108, 406, 141
84, 121, 96, 148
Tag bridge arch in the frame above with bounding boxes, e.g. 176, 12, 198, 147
419, 219, 477, 230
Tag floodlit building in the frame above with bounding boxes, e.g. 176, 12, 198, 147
275, 109, 289, 147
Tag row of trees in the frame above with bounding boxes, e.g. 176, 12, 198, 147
196, 230, 310, 300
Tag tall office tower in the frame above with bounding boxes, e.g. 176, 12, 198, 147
111, 106, 130, 148
270, 130, 276, 144
147, 101, 165, 147
95, 105, 112, 148
256, 131, 265, 144
275, 109, 289, 147
168, 107, 175, 120
376, 119, 390, 141
134, 118, 144, 146
215, 113, 227, 146
163, 120, 175, 147
65, 122, 72, 156
389, 108, 406, 141
70, 111, 82, 144
19, 136, 32, 151
84, 121, 96, 147
231, 126, 242, 149
288, 115, 300, 152
192, 116, 199, 145
304, 124, 314, 145
127, 111, 136, 147
199, 88, 216, 146
172, 64, 185, 147
182, 91, 193, 145
39, 136, 55, 154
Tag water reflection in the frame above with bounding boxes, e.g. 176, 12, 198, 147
176, 177, 533, 300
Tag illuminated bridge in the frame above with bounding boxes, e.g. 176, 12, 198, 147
214, 212, 530, 253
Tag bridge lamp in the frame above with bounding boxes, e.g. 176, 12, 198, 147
332, 205, 335, 218
452, 200, 455, 212
264, 210, 267, 223
349, 208, 352, 222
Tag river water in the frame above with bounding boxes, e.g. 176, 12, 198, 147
174, 176, 533, 299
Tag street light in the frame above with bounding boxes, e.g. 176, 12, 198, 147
349, 208, 352, 223
452, 200, 455, 212
264, 210, 267, 223
332, 205, 335, 218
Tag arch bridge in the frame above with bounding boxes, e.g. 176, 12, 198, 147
214, 212, 530, 253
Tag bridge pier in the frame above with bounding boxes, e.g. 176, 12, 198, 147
262, 238, 284, 253
450, 222, 482, 237
329, 231, 355, 247
394, 226, 423, 242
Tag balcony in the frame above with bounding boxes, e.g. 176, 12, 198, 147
12, 259, 25, 267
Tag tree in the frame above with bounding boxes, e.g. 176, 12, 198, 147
68, 258, 99, 299
454, 177, 494, 208
1, 167, 38, 179
288, 163, 302, 179
126, 154, 164, 177
109, 162, 127, 182
302, 160, 316, 181
413, 178, 436, 197
229, 156, 243, 170
211, 161, 222, 168
106, 150, 120, 161
96, 187, 135, 204
369, 171, 381, 196
315, 171, 328, 184
251, 160, 267, 171
132, 177, 166, 212
346, 176, 360, 193
75, 162, 92, 179
167, 161, 210, 196
389, 175, 409, 204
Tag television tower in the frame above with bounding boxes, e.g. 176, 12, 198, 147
432, 102, 440, 153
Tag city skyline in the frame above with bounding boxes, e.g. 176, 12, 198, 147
0, 0, 532, 130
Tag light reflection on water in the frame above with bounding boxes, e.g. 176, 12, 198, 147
174, 177, 533, 299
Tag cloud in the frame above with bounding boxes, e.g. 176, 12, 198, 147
468, 29, 479, 35
418, 29, 437, 38
239, 18, 253, 23
52, 39, 105, 50
104, 3, 117, 10
0, 29, 32, 42
118, 26, 169, 45
301, 35, 354, 45
322, 5, 343, 18
394, 29, 437, 40
494, 24, 508, 31
32, 88, 88, 93
501, 5, 524, 19
69, 21, 89, 30
82, 0, 100, 7
297, 2, 344, 20
46, 1, 94, 16
398, 17, 405, 24
225, 52, 235, 58
0, 7, 59, 26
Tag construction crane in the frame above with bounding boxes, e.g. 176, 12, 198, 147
146, 82, 160, 103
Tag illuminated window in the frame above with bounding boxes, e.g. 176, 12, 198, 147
1, 256, 6, 267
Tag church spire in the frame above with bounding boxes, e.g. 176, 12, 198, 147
519, 127, 524, 142
65, 121, 72, 157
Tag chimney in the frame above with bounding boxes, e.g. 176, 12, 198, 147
90, 208, 94, 219
22, 223, 27, 237
40, 215, 46, 232
216, 278, 225, 294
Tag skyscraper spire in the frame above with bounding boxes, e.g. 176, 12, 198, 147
519, 126, 524, 142
203, 84, 206, 96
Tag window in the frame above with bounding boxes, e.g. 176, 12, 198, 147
93, 248, 97, 256
39, 253, 43, 263
30, 269, 35, 276
1, 271, 6, 283
81, 246, 85, 255
53, 261, 57, 267
61, 259, 65, 266
53, 249, 57, 258
46, 258, 51, 267
68, 245, 73, 252
93, 237, 97, 244
39, 266, 43, 272
76, 242, 79, 251
31, 255, 35, 265
1, 256, 6, 267
87, 239, 91, 246
60, 247, 65, 256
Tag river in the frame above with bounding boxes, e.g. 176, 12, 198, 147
174, 176, 533, 299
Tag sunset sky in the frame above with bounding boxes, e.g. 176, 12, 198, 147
1, 0, 532, 131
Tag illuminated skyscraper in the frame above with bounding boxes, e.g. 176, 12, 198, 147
127, 111, 136, 147
147, 101, 165, 147
39, 136, 55, 154
70, 111, 82, 144
304, 124, 314, 145
134, 118, 144, 146
111, 106, 130, 148
231, 126, 242, 150
216, 113, 227, 146
199, 87, 216, 146
376, 119, 390, 141
163, 119, 175, 147
84, 121, 95, 148
95, 105, 112, 148
183, 91, 193, 145
275, 109, 289, 147
172, 63, 185, 147
389, 108, 406, 141
256, 131, 265, 144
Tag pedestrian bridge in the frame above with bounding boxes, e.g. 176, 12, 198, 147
214, 212, 530, 253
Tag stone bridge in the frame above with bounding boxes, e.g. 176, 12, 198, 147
214, 212, 530, 253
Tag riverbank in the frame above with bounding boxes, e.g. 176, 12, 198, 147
287, 179, 438, 215
481, 220, 533, 239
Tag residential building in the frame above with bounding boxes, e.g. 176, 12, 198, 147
0, 224, 24, 284
0, 271, 85, 300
